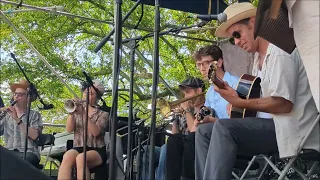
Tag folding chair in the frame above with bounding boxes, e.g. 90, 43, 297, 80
37, 133, 56, 172
232, 155, 262, 180
276, 113, 320, 180
250, 114, 320, 180
239, 113, 320, 180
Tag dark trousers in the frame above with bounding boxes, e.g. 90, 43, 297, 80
195, 118, 278, 180
11, 150, 40, 168
166, 133, 195, 180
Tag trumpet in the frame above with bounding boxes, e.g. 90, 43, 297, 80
64, 99, 86, 113
0, 100, 17, 119
158, 92, 206, 117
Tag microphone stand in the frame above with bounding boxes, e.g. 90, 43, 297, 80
81, 72, 110, 112
80, 71, 98, 180
82, 71, 127, 179
136, 124, 144, 180
121, 21, 208, 44
148, 0, 160, 179
82, 85, 90, 180
10, 53, 38, 160
125, 39, 137, 180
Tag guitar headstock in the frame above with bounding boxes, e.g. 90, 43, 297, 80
208, 61, 225, 89
208, 61, 218, 84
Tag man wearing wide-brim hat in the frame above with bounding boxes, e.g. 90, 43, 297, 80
194, 2, 319, 180
0, 79, 43, 167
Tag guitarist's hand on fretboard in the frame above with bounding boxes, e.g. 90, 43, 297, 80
214, 81, 241, 107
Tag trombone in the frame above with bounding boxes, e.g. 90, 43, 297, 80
158, 92, 206, 117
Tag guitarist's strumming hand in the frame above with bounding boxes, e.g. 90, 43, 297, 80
214, 81, 242, 107
195, 113, 217, 124
227, 103, 232, 117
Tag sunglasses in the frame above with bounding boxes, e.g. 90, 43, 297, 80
229, 30, 241, 45
232, 31, 241, 39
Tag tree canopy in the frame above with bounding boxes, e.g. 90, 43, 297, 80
0, 0, 257, 135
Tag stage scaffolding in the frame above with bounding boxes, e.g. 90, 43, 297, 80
0, 0, 233, 179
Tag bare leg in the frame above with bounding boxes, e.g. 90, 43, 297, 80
58, 149, 79, 180
76, 150, 103, 180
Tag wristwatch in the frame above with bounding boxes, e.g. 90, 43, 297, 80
185, 107, 194, 114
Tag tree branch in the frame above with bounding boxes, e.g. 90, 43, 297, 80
160, 36, 188, 73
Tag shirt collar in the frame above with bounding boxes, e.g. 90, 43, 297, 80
223, 71, 231, 81
252, 43, 274, 75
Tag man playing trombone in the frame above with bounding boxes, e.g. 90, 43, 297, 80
165, 77, 214, 180
0, 79, 43, 167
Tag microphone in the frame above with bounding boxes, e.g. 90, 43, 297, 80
39, 99, 54, 110
189, 13, 227, 23
41, 103, 54, 110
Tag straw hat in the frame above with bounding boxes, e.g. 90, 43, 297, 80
9, 79, 30, 92
215, 3, 257, 38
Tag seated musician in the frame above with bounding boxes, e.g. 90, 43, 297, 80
142, 77, 206, 180
0, 79, 43, 167
192, 44, 246, 176
58, 80, 109, 180
166, 77, 210, 180
193, 44, 239, 120
195, 3, 320, 180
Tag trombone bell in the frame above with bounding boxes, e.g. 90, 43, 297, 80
158, 98, 171, 117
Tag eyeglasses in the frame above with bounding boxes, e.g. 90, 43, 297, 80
14, 92, 27, 97
196, 60, 213, 69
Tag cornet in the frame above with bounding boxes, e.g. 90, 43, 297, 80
64, 99, 86, 113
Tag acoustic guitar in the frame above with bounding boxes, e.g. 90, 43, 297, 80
208, 62, 261, 118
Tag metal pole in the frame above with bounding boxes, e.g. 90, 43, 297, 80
3, 6, 64, 14
0, 0, 113, 24
23, 90, 32, 160
82, 87, 90, 180
148, 0, 160, 179
94, 0, 142, 53
136, 130, 144, 180
109, 0, 122, 179
126, 40, 136, 179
